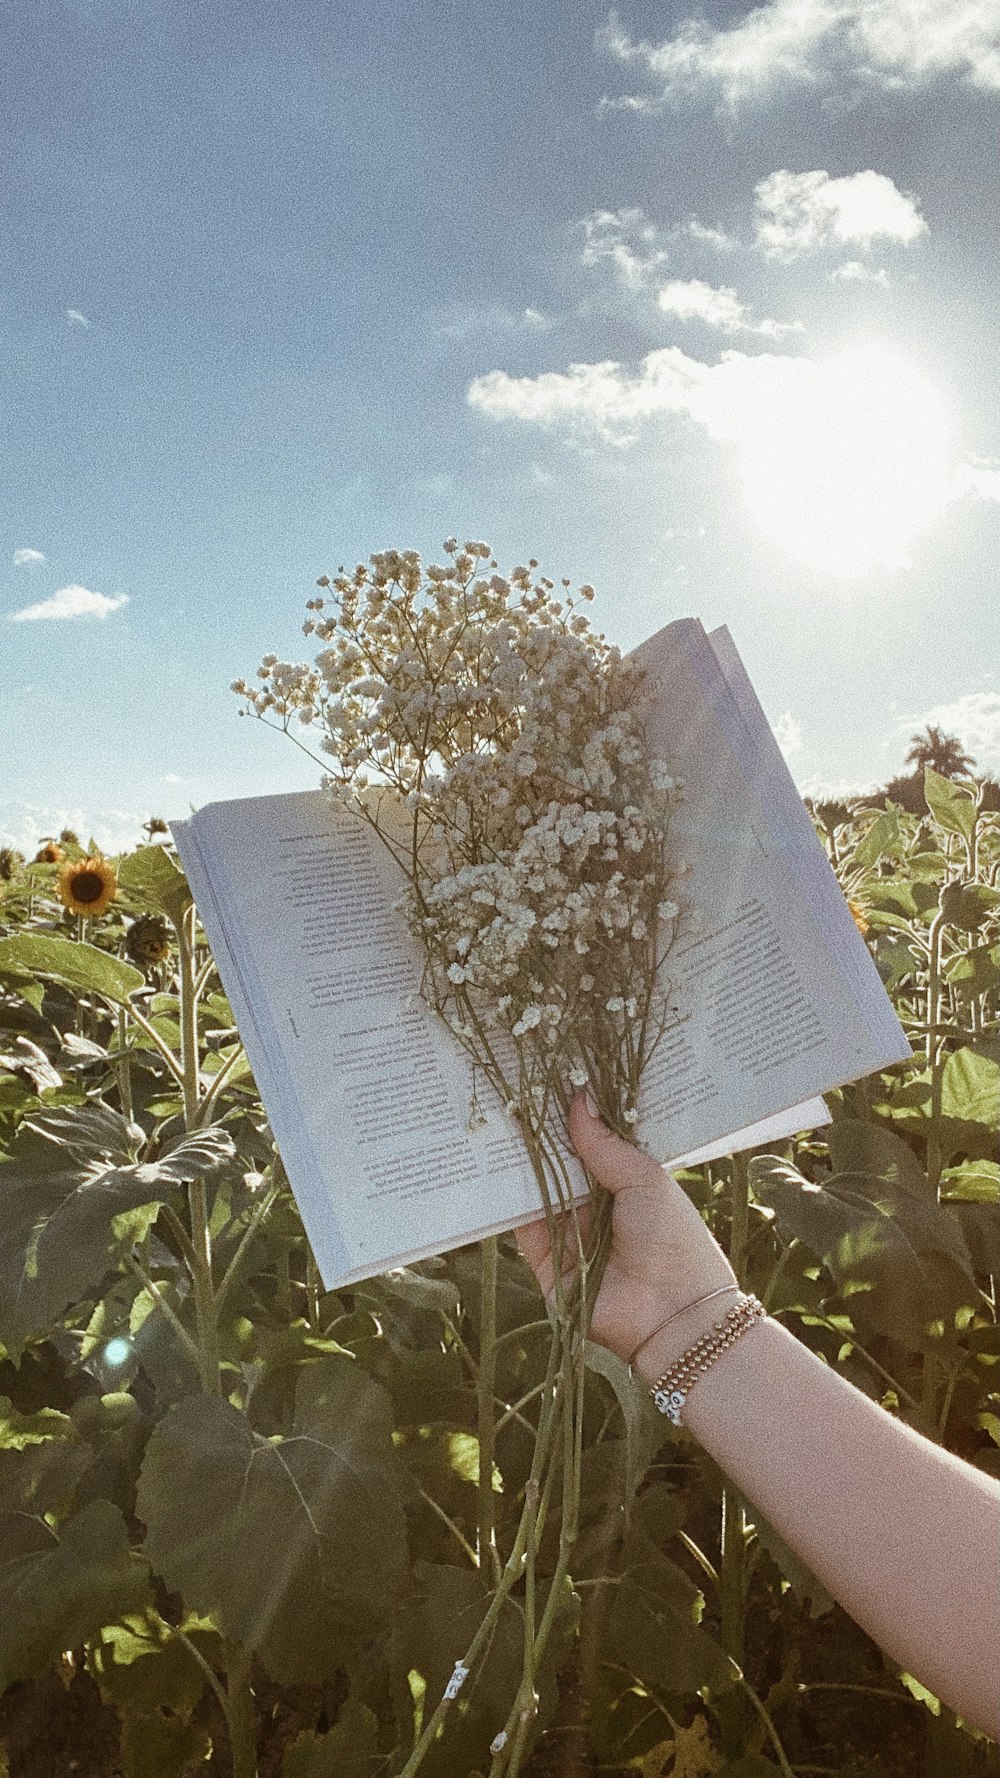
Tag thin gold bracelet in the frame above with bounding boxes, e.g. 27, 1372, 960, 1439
648, 1292, 767, 1425
627, 1283, 741, 1369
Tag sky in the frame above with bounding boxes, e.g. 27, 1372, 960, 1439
3, 0, 1000, 855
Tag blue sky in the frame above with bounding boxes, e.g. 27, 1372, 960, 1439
4, 0, 999, 854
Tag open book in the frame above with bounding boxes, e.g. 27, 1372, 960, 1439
170, 618, 910, 1289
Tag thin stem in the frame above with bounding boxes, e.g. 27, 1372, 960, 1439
415, 1482, 479, 1567
121, 999, 187, 1088
728, 1661, 796, 1778
115, 1004, 134, 1121
123, 1251, 201, 1372
478, 1236, 501, 1583
214, 1183, 282, 1310
223, 1640, 258, 1778
169, 1626, 230, 1719
193, 1039, 247, 1126
188, 1176, 221, 1394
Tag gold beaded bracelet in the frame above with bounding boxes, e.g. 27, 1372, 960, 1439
647, 1291, 767, 1425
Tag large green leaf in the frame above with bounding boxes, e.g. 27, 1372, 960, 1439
0, 1112, 232, 1357
852, 808, 902, 868
749, 1156, 976, 1345
391, 1562, 530, 1778
946, 942, 1000, 992
282, 1704, 380, 1778
924, 768, 976, 843
137, 1356, 409, 1683
604, 1529, 731, 1697
940, 1047, 1000, 1128
117, 845, 193, 932
0, 934, 143, 1007
939, 884, 1000, 934
0, 1498, 151, 1689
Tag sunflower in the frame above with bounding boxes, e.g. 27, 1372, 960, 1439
34, 841, 65, 864
848, 898, 870, 937
56, 854, 119, 918
124, 913, 172, 969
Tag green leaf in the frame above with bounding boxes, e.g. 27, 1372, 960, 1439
750, 1511, 833, 1619
0, 1498, 151, 1690
282, 1704, 380, 1778
392, 1562, 528, 1778
0, 934, 143, 1007
152, 1125, 236, 1183
940, 1047, 1000, 1127
852, 808, 902, 868
22, 1100, 141, 1165
117, 845, 193, 931
939, 883, 1000, 933
87, 1606, 218, 1719
0, 1114, 191, 1357
749, 1155, 976, 1345
605, 1531, 731, 1696
946, 943, 1000, 991
583, 1341, 659, 1515
941, 1161, 1000, 1204
137, 1356, 409, 1683
120, 1712, 212, 1778
924, 768, 976, 843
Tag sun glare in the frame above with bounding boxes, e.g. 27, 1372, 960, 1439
722, 346, 955, 579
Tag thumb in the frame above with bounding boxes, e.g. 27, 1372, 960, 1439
568, 1089, 669, 1194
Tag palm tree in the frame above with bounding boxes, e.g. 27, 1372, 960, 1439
904, 724, 976, 779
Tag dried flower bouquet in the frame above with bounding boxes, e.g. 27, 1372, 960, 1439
234, 539, 686, 1774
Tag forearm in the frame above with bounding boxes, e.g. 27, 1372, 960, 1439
636, 1311, 1000, 1738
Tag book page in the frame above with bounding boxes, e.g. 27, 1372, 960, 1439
708, 623, 909, 1055
626, 620, 910, 1162
173, 792, 589, 1289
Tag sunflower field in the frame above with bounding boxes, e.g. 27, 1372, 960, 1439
0, 770, 997, 1778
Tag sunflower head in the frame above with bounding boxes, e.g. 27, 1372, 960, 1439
57, 854, 119, 918
34, 842, 65, 864
124, 913, 172, 969
848, 898, 870, 937
0, 846, 24, 881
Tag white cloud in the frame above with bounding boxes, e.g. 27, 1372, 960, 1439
596, 0, 1000, 108
949, 456, 1000, 502
163, 773, 184, 785
772, 710, 803, 758
0, 801, 150, 857
66, 308, 90, 328
576, 207, 671, 287
656, 276, 802, 336
754, 170, 927, 256
831, 259, 890, 284
468, 342, 957, 578
13, 547, 46, 567
902, 692, 1000, 772
7, 584, 130, 623
428, 302, 554, 340
685, 217, 740, 251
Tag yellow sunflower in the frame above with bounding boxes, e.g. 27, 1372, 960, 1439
34, 841, 65, 864
848, 898, 870, 936
57, 854, 119, 918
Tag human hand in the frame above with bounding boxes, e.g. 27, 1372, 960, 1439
517, 1089, 738, 1370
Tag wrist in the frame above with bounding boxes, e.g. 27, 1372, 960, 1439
629, 1279, 741, 1381
632, 1286, 759, 1393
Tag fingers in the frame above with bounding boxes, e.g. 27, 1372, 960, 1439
516, 1201, 592, 1305
567, 1089, 670, 1194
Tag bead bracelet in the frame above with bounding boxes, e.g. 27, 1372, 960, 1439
647, 1291, 767, 1426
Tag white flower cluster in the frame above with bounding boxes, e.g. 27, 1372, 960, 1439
237, 539, 685, 1135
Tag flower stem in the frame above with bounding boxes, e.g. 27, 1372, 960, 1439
478, 1236, 501, 1583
